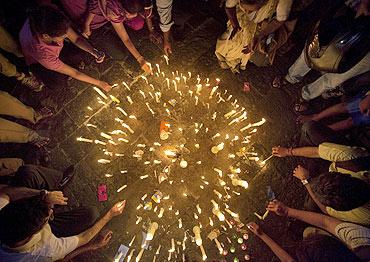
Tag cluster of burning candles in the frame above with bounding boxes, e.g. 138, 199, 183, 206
76, 55, 273, 261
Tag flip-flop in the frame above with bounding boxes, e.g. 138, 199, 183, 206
272, 75, 289, 89
35, 107, 53, 122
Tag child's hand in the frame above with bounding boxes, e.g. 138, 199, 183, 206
267, 200, 289, 216
98, 81, 112, 92
272, 146, 289, 157
293, 165, 309, 181
141, 62, 153, 75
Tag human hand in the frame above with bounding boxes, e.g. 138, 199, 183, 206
141, 61, 153, 75
242, 44, 252, 54
45, 191, 68, 206
356, 0, 370, 17
109, 200, 126, 218
229, 25, 241, 40
98, 81, 112, 92
163, 39, 172, 56
82, 27, 92, 38
91, 230, 113, 250
247, 222, 264, 236
359, 95, 370, 116
149, 31, 163, 45
94, 50, 105, 64
293, 165, 310, 181
272, 146, 290, 157
267, 199, 289, 216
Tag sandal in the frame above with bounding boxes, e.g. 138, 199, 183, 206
35, 107, 53, 123
31, 136, 50, 148
272, 75, 289, 89
293, 100, 309, 114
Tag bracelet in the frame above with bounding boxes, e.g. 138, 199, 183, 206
301, 179, 309, 186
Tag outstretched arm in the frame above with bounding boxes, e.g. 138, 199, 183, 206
247, 222, 296, 262
272, 146, 319, 158
82, 12, 96, 38
66, 27, 100, 59
267, 200, 339, 234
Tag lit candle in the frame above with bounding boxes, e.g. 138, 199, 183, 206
146, 222, 159, 240
140, 75, 148, 84
136, 249, 144, 262
178, 218, 182, 228
98, 159, 110, 164
231, 178, 249, 189
195, 96, 199, 106
196, 204, 202, 214
172, 80, 177, 91
100, 132, 112, 140
122, 81, 130, 91
76, 137, 93, 143
122, 123, 134, 133
93, 86, 108, 99
139, 90, 146, 99
209, 86, 218, 99
155, 63, 160, 73
94, 139, 106, 145
116, 185, 127, 192
158, 208, 164, 218
127, 249, 135, 262
193, 226, 202, 246
116, 107, 128, 116
196, 84, 202, 94
145, 103, 155, 115
165, 78, 170, 88
163, 55, 169, 65
200, 245, 207, 261
129, 235, 136, 246
127, 96, 133, 104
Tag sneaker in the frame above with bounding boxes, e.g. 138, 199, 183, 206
17, 72, 44, 92
322, 87, 344, 100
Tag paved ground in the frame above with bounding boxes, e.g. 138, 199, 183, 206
1, 0, 360, 261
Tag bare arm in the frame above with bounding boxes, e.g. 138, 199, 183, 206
0, 186, 40, 201
66, 27, 98, 58
305, 184, 328, 214
76, 201, 125, 247
267, 200, 339, 234
257, 19, 284, 40
247, 223, 295, 262
272, 146, 319, 158
54, 63, 110, 91
111, 22, 144, 64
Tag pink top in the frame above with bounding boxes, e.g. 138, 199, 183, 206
61, 0, 152, 29
19, 19, 65, 71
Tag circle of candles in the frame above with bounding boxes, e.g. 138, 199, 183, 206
230, 246, 236, 253
243, 233, 249, 240
244, 254, 251, 260
222, 250, 228, 256
237, 238, 243, 244
241, 243, 247, 250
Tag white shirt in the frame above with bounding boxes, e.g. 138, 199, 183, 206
0, 224, 78, 261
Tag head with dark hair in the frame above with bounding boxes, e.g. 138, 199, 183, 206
0, 195, 51, 246
295, 234, 360, 262
310, 171, 370, 211
240, 0, 268, 12
122, 0, 144, 17
28, 6, 69, 43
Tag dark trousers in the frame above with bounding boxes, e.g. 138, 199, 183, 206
300, 120, 349, 146
11, 165, 98, 237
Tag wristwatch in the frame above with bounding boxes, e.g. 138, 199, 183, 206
301, 179, 309, 186
40, 189, 49, 199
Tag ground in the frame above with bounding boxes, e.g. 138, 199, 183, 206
0, 0, 363, 261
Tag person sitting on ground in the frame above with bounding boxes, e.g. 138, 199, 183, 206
264, 199, 370, 261
0, 90, 52, 147
296, 88, 370, 133
247, 222, 361, 262
0, 25, 43, 91
19, 6, 111, 92
58, 0, 153, 73
0, 193, 125, 261
272, 0, 370, 113
272, 142, 370, 226
215, 0, 312, 73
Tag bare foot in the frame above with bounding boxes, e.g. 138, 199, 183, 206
31, 136, 50, 148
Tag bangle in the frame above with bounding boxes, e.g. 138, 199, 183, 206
301, 179, 309, 185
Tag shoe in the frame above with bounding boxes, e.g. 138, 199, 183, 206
58, 165, 75, 189
17, 72, 44, 92
322, 87, 344, 100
